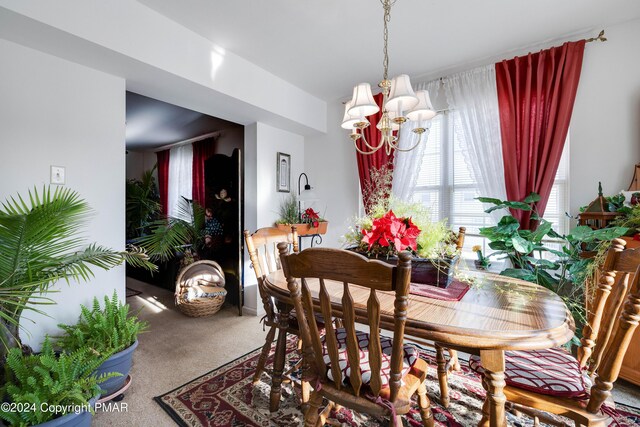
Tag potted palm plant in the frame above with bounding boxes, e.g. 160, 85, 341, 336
0, 337, 118, 427
136, 196, 207, 264
55, 291, 147, 397
126, 165, 161, 241
0, 186, 156, 385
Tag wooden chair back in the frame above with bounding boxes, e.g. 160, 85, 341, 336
244, 227, 299, 320
577, 238, 640, 412
277, 244, 413, 403
455, 227, 466, 251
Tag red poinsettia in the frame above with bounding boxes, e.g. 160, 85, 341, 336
302, 207, 321, 228
361, 210, 421, 254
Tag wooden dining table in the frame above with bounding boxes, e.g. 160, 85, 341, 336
263, 269, 575, 427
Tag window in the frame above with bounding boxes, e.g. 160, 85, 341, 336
412, 112, 570, 258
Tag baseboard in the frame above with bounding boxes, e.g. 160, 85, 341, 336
242, 306, 264, 317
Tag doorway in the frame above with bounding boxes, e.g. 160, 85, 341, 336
125, 92, 245, 314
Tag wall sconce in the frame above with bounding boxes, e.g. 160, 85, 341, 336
297, 172, 318, 216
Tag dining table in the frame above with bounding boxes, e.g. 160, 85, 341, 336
263, 268, 575, 427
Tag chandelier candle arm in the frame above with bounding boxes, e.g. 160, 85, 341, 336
343, 0, 436, 156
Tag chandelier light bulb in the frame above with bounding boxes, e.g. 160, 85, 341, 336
385, 74, 419, 115
406, 90, 437, 122
348, 83, 380, 118
341, 100, 361, 129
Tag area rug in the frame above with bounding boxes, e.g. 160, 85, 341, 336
155, 337, 640, 427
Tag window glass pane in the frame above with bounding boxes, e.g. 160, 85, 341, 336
415, 111, 570, 261
416, 116, 442, 187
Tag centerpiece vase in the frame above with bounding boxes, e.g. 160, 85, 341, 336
348, 249, 459, 288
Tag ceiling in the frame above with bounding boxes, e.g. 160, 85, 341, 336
139, 0, 640, 101
126, 92, 239, 149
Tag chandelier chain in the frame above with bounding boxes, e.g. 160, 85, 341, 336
380, 0, 395, 81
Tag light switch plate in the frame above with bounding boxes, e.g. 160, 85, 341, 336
51, 166, 65, 185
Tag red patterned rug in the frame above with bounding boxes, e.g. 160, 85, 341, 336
155, 337, 640, 426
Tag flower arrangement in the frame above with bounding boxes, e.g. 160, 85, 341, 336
275, 194, 328, 235
361, 210, 420, 254
344, 196, 460, 259
301, 207, 321, 228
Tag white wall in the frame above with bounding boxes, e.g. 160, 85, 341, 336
0, 0, 326, 136
0, 39, 126, 350
242, 122, 305, 316
570, 18, 640, 213
256, 124, 305, 228
125, 150, 156, 180
305, 101, 360, 248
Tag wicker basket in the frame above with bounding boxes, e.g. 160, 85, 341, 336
175, 260, 227, 317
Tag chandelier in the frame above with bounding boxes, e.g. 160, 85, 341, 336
341, 0, 436, 156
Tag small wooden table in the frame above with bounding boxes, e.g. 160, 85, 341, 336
264, 270, 574, 427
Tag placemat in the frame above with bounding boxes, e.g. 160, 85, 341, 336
410, 280, 469, 301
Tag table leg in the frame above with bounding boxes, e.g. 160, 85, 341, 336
270, 303, 290, 412
478, 349, 507, 427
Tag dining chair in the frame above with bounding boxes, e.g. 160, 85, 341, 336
277, 244, 434, 427
243, 228, 302, 395
467, 238, 640, 427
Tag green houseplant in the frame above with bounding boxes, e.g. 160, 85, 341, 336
0, 186, 155, 367
136, 197, 207, 264
126, 165, 161, 241
56, 291, 147, 396
477, 192, 628, 338
343, 196, 462, 287
0, 337, 118, 427
275, 193, 328, 236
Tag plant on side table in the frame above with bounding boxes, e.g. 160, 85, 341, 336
55, 291, 148, 398
275, 193, 328, 236
0, 337, 118, 427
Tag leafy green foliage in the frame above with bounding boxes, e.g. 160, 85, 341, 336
126, 165, 161, 240
56, 291, 147, 357
344, 196, 459, 259
136, 197, 207, 262
0, 337, 119, 427
275, 193, 300, 225
0, 186, 156, 356
477, 192, 628, 339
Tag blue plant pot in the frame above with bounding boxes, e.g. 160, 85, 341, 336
96, 340, 138, 396
35, 398, 96, 427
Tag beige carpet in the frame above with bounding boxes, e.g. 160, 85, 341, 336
93, 278, 268, 427
94, 277, 640, 426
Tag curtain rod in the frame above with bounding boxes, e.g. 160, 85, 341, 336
340, 29, 607, 104
432, 29, 607, 84
153, 131, 221, 152
586, 29, 607, 43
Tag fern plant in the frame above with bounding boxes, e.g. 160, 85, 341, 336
0, 186, 156, 365
0, 337, 119, 427
56, 291, 147, 357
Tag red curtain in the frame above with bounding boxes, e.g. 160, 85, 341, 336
156, 149, 170, 215
192, 137, 218, 207
356, 93, 395, 214
496, 40, 585, 230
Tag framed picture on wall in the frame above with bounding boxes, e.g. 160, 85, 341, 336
276, 152, 291, 193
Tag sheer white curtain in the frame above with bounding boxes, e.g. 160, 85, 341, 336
444, 64, 507, 221
392, 79, 439, 201
167, 144, 193, 219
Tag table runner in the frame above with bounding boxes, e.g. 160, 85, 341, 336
410, 280, 469, 301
